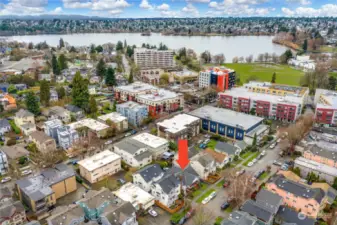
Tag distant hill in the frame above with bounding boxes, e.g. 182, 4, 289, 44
0, 14, 111, 20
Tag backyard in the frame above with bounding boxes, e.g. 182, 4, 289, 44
225, 63, 304, 86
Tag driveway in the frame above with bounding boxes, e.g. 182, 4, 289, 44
140, 206, 171, 225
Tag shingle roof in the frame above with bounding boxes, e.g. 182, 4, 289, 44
134, 150, 152, 161
65, 104, 82, 113
171, 165, 199, 187
0, 187, 11, 201
0, 119, 10, 129
196, 153, 214, 167
222, 211, 258, 225
215, 142, 239, 155
15, 109, 34, 118
157, 173, 180, 194
269, 174, 325, 203
0, 201, 25, 223
255, 189, 283, 214
30, 130, 54, 144
0, 145, 29, 159
135, 164, 164, 182
241, 200, 273, 223
276, 206, 315, 225
114, 138, 148, 155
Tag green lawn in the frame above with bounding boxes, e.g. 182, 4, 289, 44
216, 180, 225, 187
320, 45, 337, 53
214, 217, 224, 225
207, 139, 217, 150
240, 151, 254, 159
259, 172, 270, 180
243, 152, 260, 167
225, 63, 304, 86
196, 188, 216, 203
191, 183, 208, 198
225, 206, 233, 213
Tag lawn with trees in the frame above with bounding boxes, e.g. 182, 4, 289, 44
225, 63, 304, 86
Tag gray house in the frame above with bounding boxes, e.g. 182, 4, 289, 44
215, 141, 242, 163
0, 119, 11, 136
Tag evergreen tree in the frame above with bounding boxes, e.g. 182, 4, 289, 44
59, 38, 65, 49
28, 42, 34, 49
302, 39, 308, 52
126, 46, 134, 57
252, 133, 257, 146
116, 41, 123, 51
105, 67, 116, 86
124, 40, 127, 49
7, 84, 17, 94
328, 76, 337, 90
90, 44, 96, 54
95, 45, 103, 53
25, 92, 40, 115
51, 54, 60, 75
56, 86, 66, 99
112, 100, 117, 112
96, 59, 106, 77
89, 96, 98, 118
58, 54, 68, 71
40, 79, 50, 106
71, 72, 89, 109
128, 70, 134, 84
69, 46, 76, 53
271, 72, 276, 83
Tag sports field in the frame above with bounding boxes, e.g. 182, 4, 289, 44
225, 63, 305, 86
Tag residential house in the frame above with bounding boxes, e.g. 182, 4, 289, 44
46, 188, 138, 225
98, 112, 128, 132
151, 173, 184, 208
117, 101, 148, 127
16, 164, 77, 218
189, 153, 216, 180
132, 164, 164, 192
68, 118, 110, 138
204, 148, 228, 168
113, 182, 155, 211
274, 206, 315, 225
14, 109, 35, 131
50, 90, 58, 102
14, 84, 27, 91
114, 138, 152, 168
171, 165, 200, 191
78, 150, 121, 184
266, 174, 326, 218
0, 83, 9, 93
0, 188, 26, 225
131, 133, 169, 158
241, 189, 283, 225
0, 151, 8, 175
0, 145, 29, 162
0, 94, 17, 111
29, 131, 57, 153
43, 106, 71, 123
215, 141, 242, 164
65, 104, 84, 120
0, 187, 12, 203
221, 211, 259, 225
57, 126, 79, 150
44, 119, 63, 145
20, 123, 36, 136
303, 144, 337, 168
38, 74, 52, 81
0, 119, 11, 136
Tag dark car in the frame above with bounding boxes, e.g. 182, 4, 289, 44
221, 202, 230, 210
131, 130, 137, 135
185, 208, 195, 219
223, 180, 230, 188
178, 217, 187, 225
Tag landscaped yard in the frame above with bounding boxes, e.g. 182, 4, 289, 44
191, 183, 208, 198
214, 217, 224, 225
196, 188, 216, 203
320, 45, 337, 53
225, 63, 304, 86
243, 152, 260, 167
258, 172, 270, 180
216, 180, 225, 187
240, 151, 255, 159
207, 139, 217, 150
225, 206, 233, 213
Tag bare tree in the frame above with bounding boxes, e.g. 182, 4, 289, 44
257, 54, 264, 62
31, 150, 66, 168
192, 206, 215, 225
271, 53, 279, 63
245, 55, 253, 63
264, 52, 270, 63
232, 56, 239, 63
221, 169, 255, 208
239, 56, 244, 63
212, 54, 225, 64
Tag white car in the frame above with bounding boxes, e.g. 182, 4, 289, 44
148, 208, 158, 217
248, 161, 254, 167
1, 177, 11, 183
269, 143, 276, 149
209, 191, 217, 199
260, 150, 266, 156
124, 133, 131, 137
252, 158, 258, 163
202, 196, 211, 204
21, 169, 32, 176
105, 140, 113, 145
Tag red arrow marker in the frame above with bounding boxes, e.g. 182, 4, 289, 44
176, 139, 189, 170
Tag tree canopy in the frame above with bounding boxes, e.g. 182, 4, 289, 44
25, 92, 40, 115
71, 72, 89, 110
40, 79, 50, 106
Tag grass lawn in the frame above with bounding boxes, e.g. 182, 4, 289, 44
225, 206, 233, 213
207, 139, 217, 150
92, 177, 120, 191
214, 217, 224, 225
225, 63, 304, 86
191, 183, 209, 198
216, 180, 225, 187
240, 151, 254, 159
320, 45, 337, 53
243, 152, 260, 167
259, 172, 270, 180
196, 188, 216, 203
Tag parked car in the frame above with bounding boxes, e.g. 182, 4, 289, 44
281, 164, 289, 171
273, 160, 282, 166
223, 180, 230, 188
197, 140, 203, 145
117, 179, 126, 185
185, 208, 195, 219
252, 158, 258, 163
270, 143, 276, 149
1, 177, 11, 183
285, 160, 294, 167
178, 217, 187, 225
260, 150, 266, 156
148, 208, 158, 217
105, 140, 113, 145
248, 161, 254, 167
221, 202, 230, 210
209, 191, 217, 199
203, 139, 210, 145
199, 143, 206, 149
254, 169, 265, 179
236, 169, 246, 177
124, 132, 131, 137
131, 130, 137, 135
142, 126, 147, 131
202, 196, 212, 205
21, 170, 32, 176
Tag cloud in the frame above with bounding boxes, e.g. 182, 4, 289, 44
110, 9, 123, 14
139, 0, 154, 9
209, 0, 268, 9
91, 0, 130, 11
0, 0, 46, 15
182, 3, 199, 16
62, 0, 92, 9
160, 10, 179, 17
286, 0, 311, 6
282, 4, 337, 17
157, 3, 170, 11
53, 7, 63, 13
187, 0, 210, 3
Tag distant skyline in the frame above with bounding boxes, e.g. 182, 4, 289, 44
0, 0, 336, 18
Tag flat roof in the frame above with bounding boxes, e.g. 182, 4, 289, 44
78, 150, 121, 172
68, 118, 109, 132
157, 114, 200, 134
98, 112, 127, 123
222, 87, 304, 105
137, 89, 181, 102
188, 106, 264, 131
117, 101, 147, 110
116, 81, 157, 93
113, 182, 155, 209
132, 132, 168, 148
201, 66, 235, 74
295, 157, 337, 177
244, 81, 308, 96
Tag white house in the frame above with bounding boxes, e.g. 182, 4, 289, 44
132, 164, 164, 192
189, 153, 217, 180
114, 138, 152, 168
288, 55, 316, 71
131, 133, 169, 158
0, 119, 11, 136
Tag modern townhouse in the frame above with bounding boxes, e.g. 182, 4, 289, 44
56, 126, 79, 150
117, 101, 148, 127
113, 138, 152, 168
0, 151, 8, 175
44, 119, 63, 144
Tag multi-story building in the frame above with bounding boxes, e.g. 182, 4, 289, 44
16, 164, 76, 219
157, 114, 200, 142
198, 67, 236, 91
114, 82, 156, 102
98, 112, 128, 132
188, 106, 267, 143
44, 119, 63, 144
29, 131, 57, 153
117, 101, 148, 127
132, 164, 165, 192
134, 48, 174, 69
78, 150, 121, 184
314, 89, 337, 125
139, 68, 165, 85
218, 82, 308, 122
57, 126, 79, 150
0, 94, 17, 111
131, 133, 169, 158
46, 188, 138, 225
0, 151, 8, 175
0, 187, 26, 225
266, 174, 326, 218
303, 144, 337, 168
113, 138, 152, 168
189, 153, 216, 180
68, 118, 110, 138
294, 157, 337, 185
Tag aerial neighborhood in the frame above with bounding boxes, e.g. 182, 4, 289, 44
0, 15, 337, 225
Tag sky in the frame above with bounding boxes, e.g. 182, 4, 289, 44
0, 0, 337, 18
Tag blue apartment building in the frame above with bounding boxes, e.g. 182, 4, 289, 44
117, 101, 148, 127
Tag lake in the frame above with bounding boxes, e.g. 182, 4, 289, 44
5, 33, 288, 61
